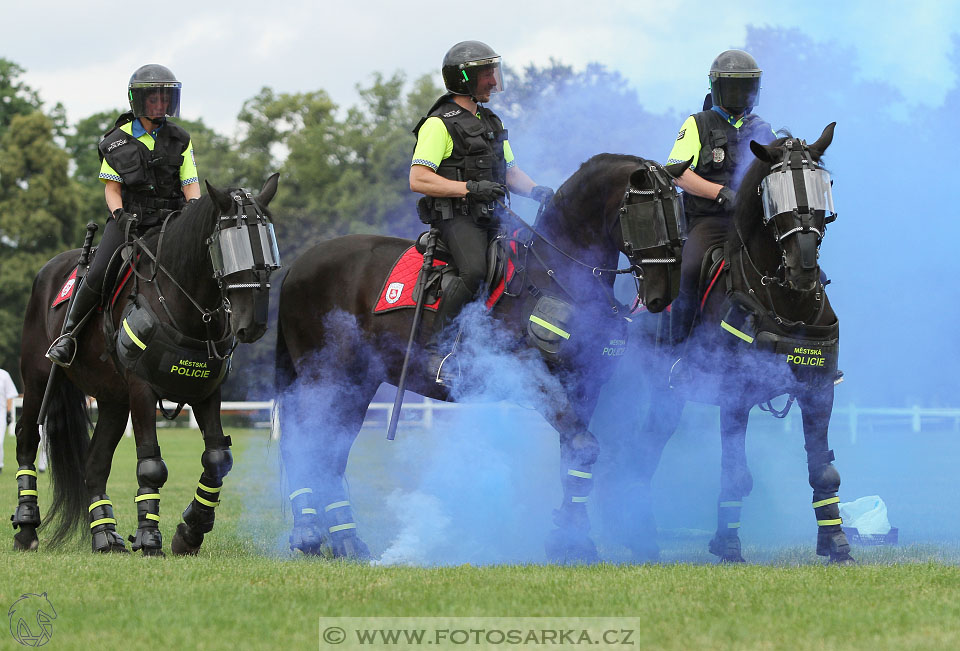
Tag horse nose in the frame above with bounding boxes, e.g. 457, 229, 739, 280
236, 323, 267, 343
646, 297, 665, 313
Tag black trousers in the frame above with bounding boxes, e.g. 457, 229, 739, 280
435, 215, 498, 294
85, 216, 126, 295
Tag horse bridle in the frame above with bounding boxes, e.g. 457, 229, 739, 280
124, 189, 280, 359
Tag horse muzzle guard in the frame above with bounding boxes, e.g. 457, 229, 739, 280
619, 164, 687, 303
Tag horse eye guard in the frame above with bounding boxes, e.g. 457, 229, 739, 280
208, 192, 281, 279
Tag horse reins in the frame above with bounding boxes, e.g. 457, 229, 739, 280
495, 198, 635, 316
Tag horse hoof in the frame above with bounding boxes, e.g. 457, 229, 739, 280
829, 552, 856, 566
171, 524, 203, 556
544, 528, 599, 564
627, 540, 660, 563
13, 529, 39, 552
142, 547, 166, 558
708, 534, 745, 563
331, 534, 372, 561
95, 543, 129, 554
289, 526, 328, 556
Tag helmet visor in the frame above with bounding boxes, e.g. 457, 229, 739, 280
461, 58, 503, 96
129, 83, 181, 119
760, 168, 835, 222
712, 76, 760, 111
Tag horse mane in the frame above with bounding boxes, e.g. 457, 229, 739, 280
548, 153, 643, 227
145, 194, 219, 279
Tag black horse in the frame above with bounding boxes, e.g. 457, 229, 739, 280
274, 154, 689, 562
626, 123, 854, 563
12, 175, 280, 555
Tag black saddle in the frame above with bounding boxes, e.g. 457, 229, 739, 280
414, 230, 515, 299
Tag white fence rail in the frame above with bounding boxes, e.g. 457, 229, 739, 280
8, 397, 960, 443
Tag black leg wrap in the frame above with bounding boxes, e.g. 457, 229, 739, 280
172, 458, 228, 556
288, 487, 326, 555
545, 463, 598, 564
182, 473, 220, 535
807, 451, 852, 561
709, 500, 745, 562
11, 465, 41, 530
88, 494, 127, 553
128, 486, 163, 555
322, 497, 370, 560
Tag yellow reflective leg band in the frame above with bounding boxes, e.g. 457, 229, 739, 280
329, 523, 357, 533
198, 483, 222, 494
195, 494, 219, 508
818, 519, 843, 526
135, 493, 161, 502
289, 488, 312, 500
18, 490, 39, 497
325, 501, 350, 512
812, 497, 840, 508
16, 469, 38, 478
720, 320, 755, 343
567, 469, 592, 479
89, 499, 112, 512
727, 522, 741, 529
90, 518, 116, 529
571, 496, 588, 503
145, 513, 161, 522
719, 501, 742, 508
301, 508, 317, 515
122, 318, 147, 350
529, 315, 571, 339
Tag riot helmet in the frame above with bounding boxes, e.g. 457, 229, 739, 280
128, 64, 181, 121
709, 50, 761, 115
441, 41, 504, 99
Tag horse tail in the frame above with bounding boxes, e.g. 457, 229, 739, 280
41, 375, 90, 547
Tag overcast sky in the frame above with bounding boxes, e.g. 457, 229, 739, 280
4, 0, 958, 135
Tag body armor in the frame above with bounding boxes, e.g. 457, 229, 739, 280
683, 109, 773, 221
413, 95, 508, 223
99, 113, 190, 227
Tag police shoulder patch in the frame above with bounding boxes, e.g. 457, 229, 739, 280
442, 109, 462, 118
676, 129, 686, 141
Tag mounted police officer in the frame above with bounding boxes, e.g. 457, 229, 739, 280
46, 64, 200, 367
666, 49, 776, 344
410, 40, 553, 384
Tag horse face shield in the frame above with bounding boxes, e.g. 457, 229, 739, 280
759, 142, 836, 287
208, 191, 281, 286
620, 165, 687, 306
208, 190, 281, 332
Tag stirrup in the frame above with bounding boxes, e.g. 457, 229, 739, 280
45, 333, 78, 368
433, 351, 461, 386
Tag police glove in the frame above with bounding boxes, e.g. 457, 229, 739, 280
111, 208, 139, 231
716, 185, 736, 210
5, 412, 10, 426
530, 185, 555, 204
465, 180, 506, 203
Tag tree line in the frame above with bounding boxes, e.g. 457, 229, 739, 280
0, 56, 673, 399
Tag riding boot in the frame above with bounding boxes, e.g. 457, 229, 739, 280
45, 281, 102, 368
424, 275, 474, 386
667, 291, 697, 388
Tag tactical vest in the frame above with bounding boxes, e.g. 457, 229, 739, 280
98, 113, 191, 227
412, 94, 508, 223
683, 109, 774, 222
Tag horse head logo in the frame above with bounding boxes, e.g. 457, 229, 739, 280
8, 593, 56, 647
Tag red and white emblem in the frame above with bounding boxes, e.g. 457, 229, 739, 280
60, 277, 75, 300
385, 282, 404, 304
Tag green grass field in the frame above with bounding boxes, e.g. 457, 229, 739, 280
3, 426, 960, 650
